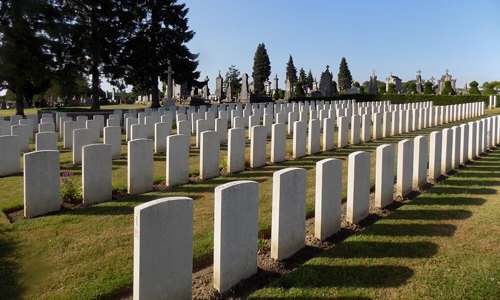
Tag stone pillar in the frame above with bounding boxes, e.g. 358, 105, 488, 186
346, 151, 371, 224
271, 168, 307, 260
428, 131, 442, 182
397, 139, 414, 198
24, 150, 60, 218
375, 144, 394, 208
413, 135, 428, 190
315, 158, 342, 240
133, 197, 193, 300
214, 181, 259, 292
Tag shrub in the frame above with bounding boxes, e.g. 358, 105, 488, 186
60, 172, 81, 203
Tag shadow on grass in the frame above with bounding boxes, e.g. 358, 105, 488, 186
444, 179, 500, 186
429, 186, 497, 195
0, 227, 23, 299
275, 265, 413, 288
365, 223, 457, 237
325, 241, 439, 258
389, 209, 472, 220
251, 296, 371, 300
408, 196, 486, 206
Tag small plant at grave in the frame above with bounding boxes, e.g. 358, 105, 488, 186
60, 172, 82, 203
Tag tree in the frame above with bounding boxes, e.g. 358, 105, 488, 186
293, 81, 305, 98
273, 89, 280, 101
352, 81, 360, 88
252, 43, 271, 94
441, 80, 456, 95
0, 0, 64, 115
224, 65, 241, 98
117, 0, 199, 108
408, 82, 417, 94
306, 69, 314, 91
386, 83, 397, 94
286, 55, 298, 86
468, 81, 481, 95
337, 57, 352, 91
377, 82, 386, 94
331, 81, 338, 94
423, 81, 434, 94
481, 81, 499, 95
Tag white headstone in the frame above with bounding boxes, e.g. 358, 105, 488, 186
315, 158, 342, 240
104, 126, 122, 159
128, 139, 153, 195
0, 135, 21, 176
200, 131, 220, 179
346, 151, 371, 224
375, 144, 395, 208
82, 144, 112, 205
35, 132, 58, 151
428, 131, 442, 182
166, 135, 190, 186
413, 135, 428, 190
271, 123, 286, 163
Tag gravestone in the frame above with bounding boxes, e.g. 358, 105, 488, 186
350, 115, 361, 145
38, 122, 55, 133
11, 124, 31, 152
441, 128, 453, 174
104, 126, 122, 159
413, 135, 428, 190
73, 128, 94, 165
375, 144, 395, 208
63, 121, 78, 149
133, 197, 193, 300
166, 134, 190, 186
315, 158, 342, 240
213, 181, 259, 292
292, 121, 306, 159
154, 122, 171, 154
271, 168, 307, 260
82, 144, 112, 205
24, 150, 60, 218
308, 119, 320, 155
337, 116, 349, 147
346, 151, 371, 224
322, 117, 335, 151
397, 139, 414, 198
131, 124, 148, 140
250, 125, 267, 168
200, 131, 220, 179
428, 131, 442, 182
0, 135, 21, 176
128, 139, 153, 195
35, 132, 58, 151
271, 123, 286, 163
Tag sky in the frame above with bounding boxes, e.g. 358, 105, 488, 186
2, 0, 499, 96
177, 0, 500, 92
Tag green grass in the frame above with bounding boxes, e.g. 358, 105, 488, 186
0, 108, 499, 299
250, 150, 500, 300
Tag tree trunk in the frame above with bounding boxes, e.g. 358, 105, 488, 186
15, 91, 24, 116
91, 61, 100, 109
150, 75, 160, 108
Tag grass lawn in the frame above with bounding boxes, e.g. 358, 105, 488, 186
250, 149, 500, 300
0, 108, 499, 299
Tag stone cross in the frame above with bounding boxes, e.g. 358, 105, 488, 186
417, 69, 422, 76
166, 65, 174, 102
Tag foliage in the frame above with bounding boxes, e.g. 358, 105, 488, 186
116, 0, 199, 108
60, 172, 82, 203
337, 57, 352, 91
273, 89, 280, 100
279, 89, 285, 99
352, 81, 360, 88
408, 82, 417, 94
224, 65, 241, 98
424, 81, 434, 94
378, 82, 386, 94
0, 0, 65, 115
286, 55, 298, 86
481, 81, 499, 95
441, 80, 456, 95
331, 81, 338, 94
468, 81, 481, 95
293, 81, 305, 98
252, 43, 271, 94
386, 83, 397, 94
306, 69, 314, 91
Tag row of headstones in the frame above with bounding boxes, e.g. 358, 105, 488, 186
132, 114, 500, 299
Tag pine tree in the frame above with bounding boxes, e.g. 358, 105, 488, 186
441, 80, 456, 95
224, 65, 241, 98
286, 55, 298, 86
293, 81, 305, 98
468, 81, 481, 95
423, 81, 434, 94
0, 0, 65, 115
252, 43, 271, 94
337, 57, 352, 91
306, 69, 314, 91
331, 81, 338, 94
118, 0, 199, 108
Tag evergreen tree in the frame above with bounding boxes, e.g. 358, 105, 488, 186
352, 81, 360, 88
224, 65, 241, 98
286, 55, 298, 86
0, 0, 65, 115
408, 82, 417, 94
306, 69, 314, 91
441, 80, 456, 95
377, 82, 386, 94
118, 0, 199, 108
293, 81, 305, 98
273, 89, 280, 101
337, 57, 352, 91
468, 81, 481, 95
331, 81, 338, 94
252, 43, 271, 94
423, 81, 434, 94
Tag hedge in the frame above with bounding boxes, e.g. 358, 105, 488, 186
289, 94, 489, 106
